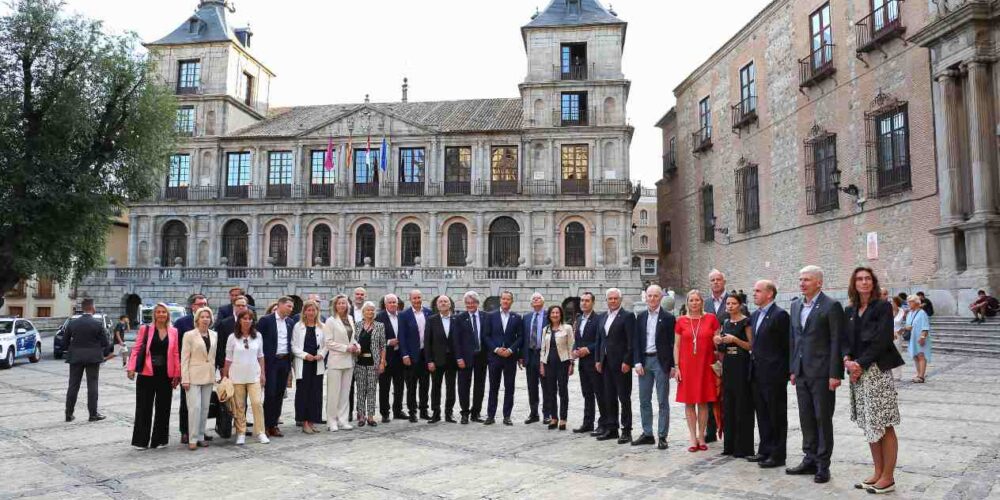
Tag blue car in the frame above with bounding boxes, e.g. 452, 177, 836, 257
0, 317, 41, 368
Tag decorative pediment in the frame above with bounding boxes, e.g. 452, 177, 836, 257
300, 105, 436, 138
866, 89, 907, 117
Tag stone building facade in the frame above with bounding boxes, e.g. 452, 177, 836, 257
657, 0, 948, 308
79, 0, 642, 315
631, 188, 660, 281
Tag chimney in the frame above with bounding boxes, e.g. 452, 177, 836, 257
234, 25, 253, 48
401, 77, 409, 103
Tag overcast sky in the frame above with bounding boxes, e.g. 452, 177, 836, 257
54, 0, 772, 185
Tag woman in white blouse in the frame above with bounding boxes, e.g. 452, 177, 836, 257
324, 295, 359, 431
223, 309, 269, 445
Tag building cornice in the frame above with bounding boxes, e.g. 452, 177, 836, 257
910, 0, 998, 47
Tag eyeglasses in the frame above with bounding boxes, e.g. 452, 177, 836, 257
243, 339, 249, 349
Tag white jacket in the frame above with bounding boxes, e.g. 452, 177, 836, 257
291, 321, 329, 379
324, 315, 358, 370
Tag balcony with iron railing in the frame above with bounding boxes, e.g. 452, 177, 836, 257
663, 151, 677, 177
856, 0, 905, 54
444, 181, 472, 195
799, 43, 836, 88
692, 127, 713, 154
353, 182, 379, 198
6, 280, 26, 298
491, 180, 519, 196
731, 96, 758, 131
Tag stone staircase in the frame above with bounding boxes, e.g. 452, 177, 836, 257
928, 316, 1000, 357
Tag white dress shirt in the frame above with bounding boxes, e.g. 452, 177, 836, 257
441, 315, 451, 338
414, 308, 426, 348
276, 315, 289, 355
645, 308, 659, 354
604, 308, 619, 335
500, 310, 510, 331
388, 313, 399, 347
712, 294, 726, 316
800, 295, 816, 329
352, 305, 364, 325
755, 302, 773, 334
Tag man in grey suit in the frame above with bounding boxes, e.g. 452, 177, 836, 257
786, 265, 846, 484
64, 298, 110, 422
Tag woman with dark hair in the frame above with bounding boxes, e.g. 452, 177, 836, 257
127, 303, 180, 449
714, 294, 754, 458
223, 309, 269, 445
844, 267, 904, 494
540, 305, 574, 430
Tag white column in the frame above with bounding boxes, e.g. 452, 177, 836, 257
428, 212, 439, 267
966, 60, 998, 217
127, 213, 138, 266
185, 217, 197, 266
547, 211, 557, 267
337, 213, 348, 268
524, 211, 533, 266
208, 216, 218, 266
476, 212, 485, 267
620, 210, 631, 267
595, 211, 605, 266
292, 214, 303, 267
382, 213, 392, 267
249, 216, 260, 267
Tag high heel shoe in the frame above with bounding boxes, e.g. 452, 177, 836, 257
547, 420, 558, 430
698, 443, 708, 451
558, 421, 566, 431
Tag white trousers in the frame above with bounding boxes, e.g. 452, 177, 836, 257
326, 367, 354, 425
185, 383, 213, 442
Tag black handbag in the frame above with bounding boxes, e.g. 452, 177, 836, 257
133, 325, 149, 372
211, 393, 233, 438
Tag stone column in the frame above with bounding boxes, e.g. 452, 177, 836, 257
185, 217, 197, 267
428, 212, 439, 267
547, 211, 557, 267
476, 212, 485, 268
621, 211, 631, 267
292, 213, 303, 267
524, 211, 533, 266
127, 213, 138, 267
936, 71, 966, 224
965, 60, 998, 218
382, 213, 392, 267
249, 216, 260, 267
595, 211, 605, 266
337, 214, 348, 268
208, 216, 217, 267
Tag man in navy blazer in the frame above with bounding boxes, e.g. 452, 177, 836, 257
376, 293, 407, 422
787, 266, 846, 484
632, 285, 676, 450
595, 288, 635, 444
457, 291, 489, 423
258, 296, 295, 437
572, 291, 605, 435
424, 295, 474, 423
519, 292, 548, 424
483, 290, 523, 425
747, 279, 791, 469
398, 290, 432, 422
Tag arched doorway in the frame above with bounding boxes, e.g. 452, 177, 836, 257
488, 217, 520, 268
312, 224, 332, 267
564, 222, 586, 267
269, 225, 288, 267
446, 224, 468, 267
222, 220, 249, 267
355, 223, 376, 267
125, 294, 142, 326
562, 297, 581, 325
160, 220, 187, 267
483, 296, 501, 313
401, 223, 421, 267
289, 295, 303, 317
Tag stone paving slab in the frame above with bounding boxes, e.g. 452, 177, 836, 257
0, 343, 998, 499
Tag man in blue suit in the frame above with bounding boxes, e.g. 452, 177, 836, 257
572, 291, 605, 435
632, 285, 675, 450
259, 296, 295, 437
424, 295, 474, 423
398, 289, 432, 423
457, 291, 489, 423
747, 279, 791, 469
484, 290, 522, 426
376, 293, 407, 423
595, 288, 635, 444
520, 292, 548, 424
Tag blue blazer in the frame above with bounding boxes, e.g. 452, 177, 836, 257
258, 313, 294, 361
398, 306, 432, 365
521, 309, 549, 356
484, 310, 523, 363
633, 307, 676, 369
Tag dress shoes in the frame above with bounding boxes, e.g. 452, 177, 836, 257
786, 462, 818, 475
631, 434, 656, 446
419, 412, 431, 420
88, 413, 107, 422
445, 415, 457, 423
573, 425, 594, 434
590, 427, 606, 437
65, 414, 75, 423
813, 470, 831, 484
524, 415, 540, 424
203, 435, 213, 441
470, 415, 484, 423
617, 431, 632, 445
393, 412, 409, 420
503, 418, 513, 426
657, 439, 669, 450
745, 454, 766, 463
428, 415, 442, 424
382, 416, 391, 424
759, 458, 785, 469
409, 414, 419, 423
595, 430, 619, 441
461, 416, 469, 424
483, 417, 496, 425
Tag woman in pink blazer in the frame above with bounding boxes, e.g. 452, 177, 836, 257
127, 303, 181, 449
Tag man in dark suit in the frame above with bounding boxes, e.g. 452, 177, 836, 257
787, 266, 846, 484
595, 288, 635, 444
483, 290, 523, 425
704, 270, 732, 443
215, 287, 244, 325
424, 295, 473, 423
376, 293, 407, 423
633, 285, 676, 450
64, 299, 110, 422
398, 289, 432, 422
213, 296, 249, 369
259, 296, 295, 437
573, 292, 604, 435
457, 291, 489, 423
520, 292, 548, 424
746, 279, 791, 469
173, 294, 207, 443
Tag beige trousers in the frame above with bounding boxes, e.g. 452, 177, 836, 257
233, 382, 265, 436
326, 367, 354, 425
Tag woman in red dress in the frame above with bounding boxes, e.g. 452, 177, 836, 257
673, 290, 721, 452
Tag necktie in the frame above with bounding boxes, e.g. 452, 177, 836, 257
472, 314, 480, 351
530, 314, 539, 349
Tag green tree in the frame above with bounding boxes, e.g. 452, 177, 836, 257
0, 0, 176, 295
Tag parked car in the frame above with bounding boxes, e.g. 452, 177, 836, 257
0, 317, 42, 368
53, 314, 113, 360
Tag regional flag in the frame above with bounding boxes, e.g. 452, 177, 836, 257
324, 137, 334, 172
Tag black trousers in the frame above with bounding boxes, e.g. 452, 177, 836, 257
457, 361, 476, 417
796, 376, 836, 470
379, 361, 405, 417
753, 377, 788, 462
706, 403, 718, 441
264, 357, 290, 428
468, 350, 488, 417
578, 358, 604, 428
602, 362, 632, 431
430, 359, 459, 416
524, 348, 544, 418
66, 363, 100, 417
405, 363, 430, 415
722, 369, 755, 456
349, 373, 355, 420
132, 371, 172, 448
542, 360, 571, 421
487, 357, 517, 419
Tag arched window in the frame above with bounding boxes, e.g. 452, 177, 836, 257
640, 235, 649, 248
221, 220, 249, 267
401, 223, 421, 267
447, 224, 468, 267
268, 225, 288, 267
564, 222, 586, 267
312, 224, 332, 267
355, 224, 376, 267
639, 209, 648, 225
160, 221, 187, 267
489, 217, 520, 268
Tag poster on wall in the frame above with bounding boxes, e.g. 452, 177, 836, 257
866, 232, 879, 260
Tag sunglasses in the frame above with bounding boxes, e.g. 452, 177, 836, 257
243, 338, 249, 349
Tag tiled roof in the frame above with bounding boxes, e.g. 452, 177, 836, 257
523, 0, 623, 29
147, 1, 239, 46
229, 98, 524, 138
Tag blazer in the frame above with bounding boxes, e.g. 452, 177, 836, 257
258, 313, 295, 361
356, 320, 386, 368
375, 310, 402, 366
213, 315, 237, 370
215, 304, 234, 325
456, 310, 488, 355
181, 329, 218, 386
324, 315, 358, 370
521, 308, 549, 353
789, 291, 846, 380
540, 324, 575, 363
597, 309, 636, 368
484, 309, 523, 362
424, 314, 473, 367
633, 307, 677, 370
398, 306, 432, 365
573, 312, 601, 364
65, 314, 110, 365
844, 299, 905, 373
127, 324, 181, 378
750, 304, 791, 383
291, 321, 329, 378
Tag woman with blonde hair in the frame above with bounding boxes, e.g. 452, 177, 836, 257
292, 300, 328, 434
324, 294, 360, 431
181, 307, 218, 450
904, 296, 932, 383
127, 303, 181, 449
674, 289, 721, 452
355, 301, 385, 427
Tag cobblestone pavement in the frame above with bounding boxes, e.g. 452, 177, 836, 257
1, 341, 998, 499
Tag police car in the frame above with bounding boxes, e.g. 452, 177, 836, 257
0, 317, 42, 369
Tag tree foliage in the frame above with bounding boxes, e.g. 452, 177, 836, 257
0, 0, 176, 295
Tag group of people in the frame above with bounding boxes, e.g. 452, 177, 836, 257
59, 264, 917, 494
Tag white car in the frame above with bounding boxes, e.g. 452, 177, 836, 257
0, 317, 42, 368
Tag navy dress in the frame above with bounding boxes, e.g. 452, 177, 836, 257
295, 326, 324, 423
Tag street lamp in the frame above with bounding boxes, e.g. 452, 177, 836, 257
710, 216, 729, 236
831, 168, 866, 209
